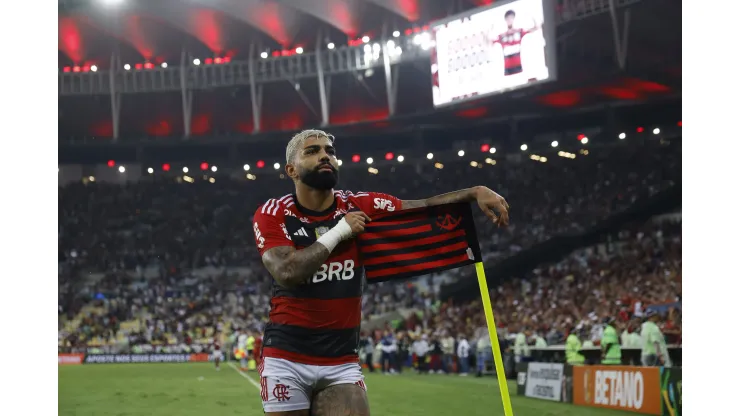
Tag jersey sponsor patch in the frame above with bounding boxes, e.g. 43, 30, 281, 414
311, 259, 355, 284
373, 198, 397, 212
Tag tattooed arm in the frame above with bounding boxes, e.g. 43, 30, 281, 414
261, 244, 332, 288
402, 186, 511, 227
401, 187, 481, 209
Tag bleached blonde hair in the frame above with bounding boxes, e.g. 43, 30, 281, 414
285, 129, 335, 165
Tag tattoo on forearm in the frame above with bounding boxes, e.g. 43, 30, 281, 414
311, 384, 370, 416
402, 187, 479, 210
262, 243, 331, 288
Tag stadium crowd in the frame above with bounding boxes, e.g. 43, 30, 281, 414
58, 140, 681, 368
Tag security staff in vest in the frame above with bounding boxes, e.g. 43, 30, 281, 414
565, 326, 585, 365
641, 310, 671, 367
600, 317, 621, 365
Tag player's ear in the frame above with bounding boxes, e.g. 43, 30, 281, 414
285, 163, 299, 179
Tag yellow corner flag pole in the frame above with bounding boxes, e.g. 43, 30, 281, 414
475, 262, 514, 416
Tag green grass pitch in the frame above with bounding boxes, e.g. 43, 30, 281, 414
59, 363, 633, 415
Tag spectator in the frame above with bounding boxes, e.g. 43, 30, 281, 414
456, 334, 471, 376
412, 335, 430, 374
380, 331, 397, 374
441, 330, 456, 374
360, 332, 375, 372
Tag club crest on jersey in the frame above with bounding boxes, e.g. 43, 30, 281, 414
315, 226, 330, 238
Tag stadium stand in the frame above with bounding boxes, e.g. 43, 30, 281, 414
59, 138, 681, 359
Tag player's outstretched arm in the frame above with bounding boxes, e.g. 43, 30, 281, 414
261, 212, 371, 288
401, 186, 510, 227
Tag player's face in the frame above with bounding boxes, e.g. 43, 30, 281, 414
505, 15, 515, 28
291, 136, 339, 190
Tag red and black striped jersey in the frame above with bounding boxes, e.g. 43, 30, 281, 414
491, 28, 536, 75
252, 190, 402, 366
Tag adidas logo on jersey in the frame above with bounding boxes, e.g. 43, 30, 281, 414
293, 228, 309, 237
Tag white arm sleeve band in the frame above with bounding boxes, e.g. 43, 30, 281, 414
316, 217, 353, 252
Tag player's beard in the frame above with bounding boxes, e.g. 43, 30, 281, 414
299, 164, 338, 190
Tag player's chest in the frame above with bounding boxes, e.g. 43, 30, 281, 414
501, 31, 523, 44
283, 211, 357, 255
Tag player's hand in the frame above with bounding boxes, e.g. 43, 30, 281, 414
474, 187, 510, 227
343, 211, 372, 237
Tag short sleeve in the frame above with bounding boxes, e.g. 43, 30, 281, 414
354, 192, 403, 216
253, 203, 294, 256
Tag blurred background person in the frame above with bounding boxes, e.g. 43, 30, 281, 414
565, 326, 585, 366
513, 325, 531, 364
412, 334, 429, 374
441, 330, 456, 374
476, 328, 493, 377
641, 310, 671, 367
396, 332, 410, 373
600, 317, 621, 365
457, 333, 471, 376
360, 331, 375, 373
380, 330, 397, 374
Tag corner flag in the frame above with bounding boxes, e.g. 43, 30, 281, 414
358, 202, 514, 416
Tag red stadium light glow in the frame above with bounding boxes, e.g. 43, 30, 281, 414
135, 63, 143, 70
72, 66, 81, 73
577, 134, 586, 141
63, 66, 71, 73
200, 162, 209, 171
223, 56, 231, 63
144, 62, 154, 69
107, 160, 115, 168
204, 58, 213, 65
637, 127, 644, 133
162, 163, 171, 171
404, 29, 413, 35
82, 65, 90, 72
480, 144, 490, 152
352, 154, 361, 163
385, 152, 394, 160
677, 121, 682, 127
256, 160, 265, 168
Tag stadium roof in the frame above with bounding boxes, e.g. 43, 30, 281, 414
58, 0, 491, 65
59, 0, 680, 70
58, 0, 681, 146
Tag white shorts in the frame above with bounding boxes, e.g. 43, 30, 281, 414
258, 357, 367, 413
212, 351, 224, 361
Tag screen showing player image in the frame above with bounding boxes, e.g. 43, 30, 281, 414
431, 0, 556, 107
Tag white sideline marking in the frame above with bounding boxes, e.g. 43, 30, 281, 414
228, 362, 262, 391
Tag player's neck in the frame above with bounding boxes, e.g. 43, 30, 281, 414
294, 183, 335, 212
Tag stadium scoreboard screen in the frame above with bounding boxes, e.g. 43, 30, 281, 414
431, 0, 558, 107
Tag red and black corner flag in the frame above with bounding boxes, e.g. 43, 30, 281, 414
358, 203, 483, 283
359, 202, 515, 414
